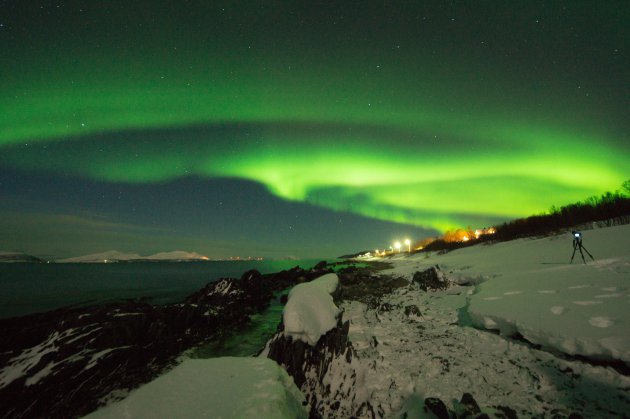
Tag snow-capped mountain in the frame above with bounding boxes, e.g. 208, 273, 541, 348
0, 252, 44, 263
56, 250, 143, 263
145, 251, 209, 261
56, 250, 210, 263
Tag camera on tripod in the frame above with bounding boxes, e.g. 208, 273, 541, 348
570, 231, 593, 264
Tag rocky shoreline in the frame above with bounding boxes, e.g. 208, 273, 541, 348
264, 263, 627, 418
2, 259, 628, 418
264, 264, 526, 419
0, 263, 332, 419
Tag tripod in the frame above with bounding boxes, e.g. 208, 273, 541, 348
570, 237, 594, 264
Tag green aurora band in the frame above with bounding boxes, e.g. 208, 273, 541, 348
1, 14, 627, 233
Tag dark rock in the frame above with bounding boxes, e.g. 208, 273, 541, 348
240, 268, 262, 282
313, 260, 328, 271
458, 392, 481, 417
567, 414, 584, 419
404, 305, 422, 317
424, 397, 451, 419
334, 266, 408, 306
379, 302, 395, 312
412, 265, 450, 291
266, 316, 375, 418
494, 405, 518, 419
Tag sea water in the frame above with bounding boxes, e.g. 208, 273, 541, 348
0, 259, 333, 319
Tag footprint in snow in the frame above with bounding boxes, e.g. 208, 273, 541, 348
537, 290, 557, 294
572, 300, 603, 306
601, 287, 617, 292
550, 306, 565, 315
589, 317, 613, 328
482, 296, 501, 301
503, 291, 522, 295
595, 293, 623, 299
568, 285, 590, 289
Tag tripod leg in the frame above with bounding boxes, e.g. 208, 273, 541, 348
579, 247, 586, 264
581, 244, 595, 261
570, 246, 577, 263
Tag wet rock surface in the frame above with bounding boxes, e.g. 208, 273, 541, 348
0, 263, 332, 419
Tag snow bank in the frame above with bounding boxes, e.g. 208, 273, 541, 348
467, 260, 630, 364
283, 273, 340, 346
84, 357, 307, 419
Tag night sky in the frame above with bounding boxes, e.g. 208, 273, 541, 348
1, 1, 628, 259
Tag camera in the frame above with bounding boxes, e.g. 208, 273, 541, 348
570, 231, 593, 263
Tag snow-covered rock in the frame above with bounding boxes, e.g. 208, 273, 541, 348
266, 315, 374, 418
84, 358, 308, 419
283, 273, 340, 345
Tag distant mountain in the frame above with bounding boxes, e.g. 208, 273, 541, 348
145, 251, 209, 261
57, 250, 143, 263
57, 250, 209, 263
0, 252, 44, 263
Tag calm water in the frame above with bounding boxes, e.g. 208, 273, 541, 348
0, 259, 332, 319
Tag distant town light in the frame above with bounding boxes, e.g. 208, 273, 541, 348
394, 241, 401, 253
404, 238, 411, 252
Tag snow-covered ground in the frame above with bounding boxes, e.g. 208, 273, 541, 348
346, 224, 630, 416
378, 224, 630, 365
83, 357, 308, 419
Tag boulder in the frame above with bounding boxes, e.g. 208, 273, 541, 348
424, 397, 451, 419
457, 392, 481, 417
412, 265, 451, 291
266, 316, 377, 418
404, 305, 422, 318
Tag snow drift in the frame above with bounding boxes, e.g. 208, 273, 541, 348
84, 358, 307, 419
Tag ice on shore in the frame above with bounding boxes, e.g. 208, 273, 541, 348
84, 357, 307, 419
283, 273, 340, 345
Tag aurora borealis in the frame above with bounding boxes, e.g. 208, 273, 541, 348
1, 1, 628, 258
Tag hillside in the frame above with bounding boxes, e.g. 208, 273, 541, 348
0, 252, 43, 263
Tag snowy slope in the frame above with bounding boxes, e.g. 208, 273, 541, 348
83, 357, 308, 419
379, 224, 630, 365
